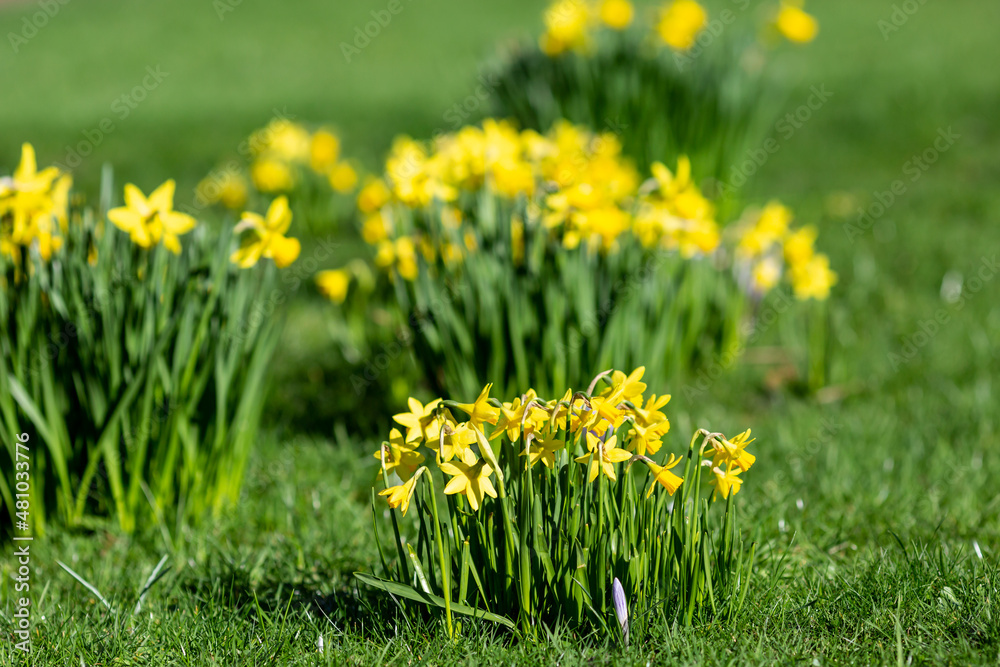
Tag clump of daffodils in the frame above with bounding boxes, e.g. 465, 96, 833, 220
537, 0, 817, 56
731, 201, 837, 300
318, 118, 835, 399
364, 367, 759, 635
1, 143, 286, 535
327, 119, 833, 302
195, 119, 358, 223
0, 143, 72, 265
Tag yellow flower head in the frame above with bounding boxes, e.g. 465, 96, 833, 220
576, 433, 632, 482
316, 268, 351, 304
1, 143, 71, 260
709, 464, 743, 500
789, 252, 837, 300
520, 435, 566, 469
645, 453, 684, 497
378, 472, 422, 516
357, 178, 392, 214
440, 456, 498, 511
454, 384, 501, 430
775, 0, 818, 44
328, 162, 358, 193
251, 158, 295, 193
108, 180, 196, 254
309, 128, 341, 173
599, 0, 634, 30
231, 196, 301, 268
710, 429, 756, 473
374, 428, 426, 481
541, 0, 592, 55
657, 0, 707, 51
196, 168, 248, 211
393, 397, 444, 444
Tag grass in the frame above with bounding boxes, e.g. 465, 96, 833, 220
2, 0, 1000, 664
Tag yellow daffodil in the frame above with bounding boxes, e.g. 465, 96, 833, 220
789, 252, 837, 300
374, 428, 426, 481
440, 456, 498, 511
316, 269, 351, 304
250, 158, 295, 193
520, 435, 565, 469
309, 128, 341, 173
709, 464, 743, 500
710, 429, 756, 473
231, 196, 301, 268
439, 421, 479, 461
606, 366, 647, 403
775, 0, 818, 44
656, 0, 707, 51
540, 0, 591, 55
576, 433, 632, 483
108, 180, 196, 254
328, 162, 358, 193
196, 169, 248, 211
393, 397, 444, 444
645, 454, 684, 496
628, 420, 671, 456
454, 384, 501, 429
379, 470, 423, 516
357, 178, 392, 214
783, 225, 817, 266
599, 0, 634, 30
491, 390, 544, 442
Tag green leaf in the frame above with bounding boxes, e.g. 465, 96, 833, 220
354, 572, 515, 630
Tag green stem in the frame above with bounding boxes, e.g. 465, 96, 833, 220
425, 474, 453, 638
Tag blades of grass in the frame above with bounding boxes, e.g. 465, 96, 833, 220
57, 560, 112, 612
133, 555, 171, 615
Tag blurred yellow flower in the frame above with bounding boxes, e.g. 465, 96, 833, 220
309, 128, 341, 172
540, 0, 591, 55
230, 196, 301, 268
316, 268, 351, 304
357, 178, 391, 214
775, 0, 818, 44
251, 158, 295, 193
196, 169, 248, 211
328, 162, 358, 193
599, 0, 634, 30
789, 252, 837, 300
108, 180, 196, 254
656, 0, 707, 51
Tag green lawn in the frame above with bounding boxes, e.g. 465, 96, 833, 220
2, 0, 1000, 664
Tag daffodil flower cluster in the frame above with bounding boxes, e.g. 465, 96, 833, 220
1, 144, 287, 535
731, 201, 838, 300
375, 367, 755, 516
330, 119, 832, 303
365, 367, 759, 634
538, 0, 817, 57
0, 143, 71, 264
197, 120, 358, 210
342, 120, 721, 285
